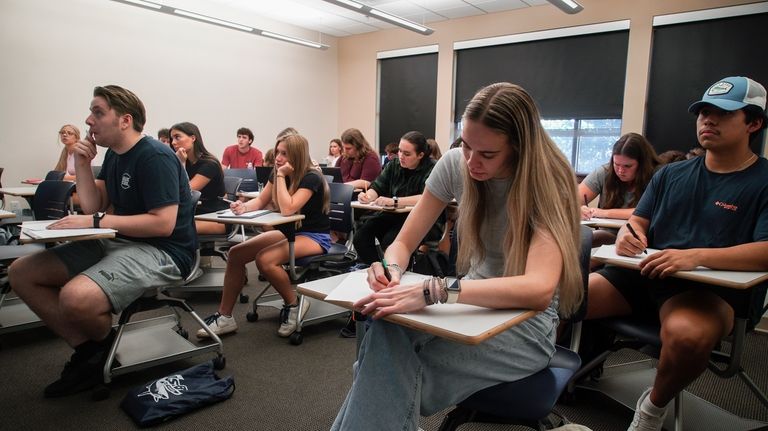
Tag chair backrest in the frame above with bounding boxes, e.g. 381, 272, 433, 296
223, 176, 243, 201
328, 182, 354, 234
323, 175, 334, 185
321, 167, 342, 183
44, 170, 66, 181
223, 168, 257, 181
254, 166, 274, 184
32, 180, 76, 220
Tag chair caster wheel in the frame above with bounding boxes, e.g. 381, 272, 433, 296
246, 311, 258, 322
213, 356, 226, 370
92, 384, 110, 401
239, 294, 249, 304
289, 332, 303, 345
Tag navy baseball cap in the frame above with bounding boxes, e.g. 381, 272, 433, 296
688, 76, 767, 120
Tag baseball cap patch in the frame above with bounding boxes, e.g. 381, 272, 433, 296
708, 81, 733, 96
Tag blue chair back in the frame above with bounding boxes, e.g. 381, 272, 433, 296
32, 180, 76, 220
44, 170, 66, 181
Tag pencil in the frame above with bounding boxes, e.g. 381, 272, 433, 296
220, 196, 234, 204
625, 223, 648, 254
381, 258, 391, 281
583, 194, 588, 206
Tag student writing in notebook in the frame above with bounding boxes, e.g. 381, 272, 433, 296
586, 76, 768, 431
9, 85, 195, 398
331, 83, 583, 431
197, 133, 331, 339
352, 131, 441, 264
337, 127, 381, 190
578, 132, 660, 247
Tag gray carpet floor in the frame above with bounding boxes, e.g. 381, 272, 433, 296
1, 264, 766, 430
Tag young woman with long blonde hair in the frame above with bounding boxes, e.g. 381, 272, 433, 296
198, 133, 330, 338
332, 82, 582, 431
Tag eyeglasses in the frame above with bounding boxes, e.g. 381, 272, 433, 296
59, 131, 75, 136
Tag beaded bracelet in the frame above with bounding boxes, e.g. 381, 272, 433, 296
387, 263, 403, 277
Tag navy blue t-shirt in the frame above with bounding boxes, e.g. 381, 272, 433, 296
635, 156, 768, 250
98, 137, 196, 277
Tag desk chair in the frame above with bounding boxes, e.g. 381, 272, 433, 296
247, 182, 356, 345
573, 286, 768, 431
44, 170, 66, 181
96, 190, 225, 400
0, 180, 77, 335
437, 226, 592, 431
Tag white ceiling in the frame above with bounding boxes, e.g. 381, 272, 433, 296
148, 0, 552, 38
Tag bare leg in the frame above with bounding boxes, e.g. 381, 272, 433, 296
585, 272, 633, 319
255, 235, 323, 305
650, 291, 733, 407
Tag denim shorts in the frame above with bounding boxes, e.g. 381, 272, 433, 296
297, 232, 332, 252
51, 238, 182, 313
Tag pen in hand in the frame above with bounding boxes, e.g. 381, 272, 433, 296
220, 196, 234, 204
381, 258, 392, 281
625, 223, 648, 254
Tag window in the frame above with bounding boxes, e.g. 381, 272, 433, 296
543, 119, 622, 174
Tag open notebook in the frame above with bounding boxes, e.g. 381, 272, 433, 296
21, 220, 116, 240
215, 209, 272, 219
593, 245, 768, 289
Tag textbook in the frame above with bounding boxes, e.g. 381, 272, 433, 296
580, 217, 626, 229
318, 271, 533, 344
593, 245, 768, 289
215, 209, 272, 219
21, 220, 116, 241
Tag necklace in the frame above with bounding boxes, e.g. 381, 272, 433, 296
734, 153, 758, 172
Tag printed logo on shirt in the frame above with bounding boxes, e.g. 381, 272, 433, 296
714, 200, 738, 212
708, 81, 733, 96
121, 173, 131, 190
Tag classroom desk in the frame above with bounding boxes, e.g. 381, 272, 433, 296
0, 186, 37, 197
21, 179, 43, 185
350, 200, 413, 214
18, 221, 116, 244
580, 217, 626, 229
297, 271, 535, 345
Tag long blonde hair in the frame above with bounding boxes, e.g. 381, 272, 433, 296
54, 124, 81, 172
456, 83, 582, 317
271, 134, 330, 216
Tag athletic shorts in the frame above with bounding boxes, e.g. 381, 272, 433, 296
51, 238, 182, 313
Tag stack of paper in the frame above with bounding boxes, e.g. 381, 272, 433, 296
21, 220, 116, 240
216, 209, 272, 219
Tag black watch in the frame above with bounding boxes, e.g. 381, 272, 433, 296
93, 212, 106, 228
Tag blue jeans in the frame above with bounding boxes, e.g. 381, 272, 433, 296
331, 309, 558, 431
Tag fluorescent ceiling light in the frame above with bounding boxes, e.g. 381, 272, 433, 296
547, 0, 584, 14
261, 31, 324, 49
321, 0, 434, 35
173, 9, 254, 32
108, 0, 328, 50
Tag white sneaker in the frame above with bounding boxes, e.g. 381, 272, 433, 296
277, 300, 310, 337
196, 312, 237, 338
552, 425, 593, 431
628, 387, 667, 431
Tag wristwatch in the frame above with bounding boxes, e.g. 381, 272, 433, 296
93, 211, 106, 228
393, 196, 399, 208
446, 278, 461, 304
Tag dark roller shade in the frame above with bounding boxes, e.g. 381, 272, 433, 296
645, 13, 768, 154
454, 31, 629, 122
379, 53, 438, 152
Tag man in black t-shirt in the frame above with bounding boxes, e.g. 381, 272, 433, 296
587, 76, 768, 431
9, 85, 195, 398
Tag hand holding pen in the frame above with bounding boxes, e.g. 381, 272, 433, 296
623, 223, 648, 255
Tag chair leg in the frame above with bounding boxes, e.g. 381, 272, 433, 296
737, 370, 768, 408
437, 407, 475, 431
674, 393, 683, 431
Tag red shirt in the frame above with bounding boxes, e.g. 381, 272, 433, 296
222, 145, 263, 168
338, 151, 381, 183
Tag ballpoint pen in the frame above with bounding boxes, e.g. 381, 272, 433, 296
626, 223, 647, 254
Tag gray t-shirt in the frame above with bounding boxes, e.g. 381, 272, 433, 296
583, 163, 635, 208
426, 148, 513, 281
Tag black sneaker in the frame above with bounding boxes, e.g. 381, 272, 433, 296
44, 348, 105, 398
339, 315, 357, 338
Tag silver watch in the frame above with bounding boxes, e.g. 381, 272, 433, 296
446, 278, 461, 304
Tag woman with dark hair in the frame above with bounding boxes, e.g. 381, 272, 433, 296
578, 132, 660, 246
332, 82, 582, 431
353, 131, 439, 264
170, 122, 227, 235
325, 138, 342, 167
338, 128, 381, 189
197, 134, 330, 338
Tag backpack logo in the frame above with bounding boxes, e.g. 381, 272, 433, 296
138, 375, 188, 402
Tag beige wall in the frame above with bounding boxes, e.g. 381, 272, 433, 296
0, 0, 339, 205
337, 0, 761, 152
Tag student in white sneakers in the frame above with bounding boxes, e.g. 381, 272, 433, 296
198, 133, 330, 338
586, 76, 768, 430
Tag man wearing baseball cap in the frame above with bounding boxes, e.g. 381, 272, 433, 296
585, 76, 768, 431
